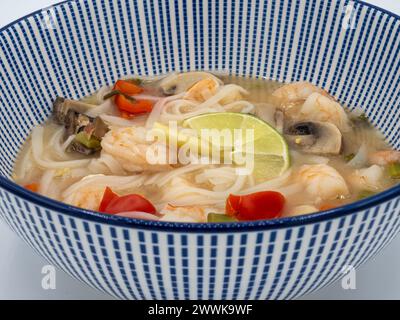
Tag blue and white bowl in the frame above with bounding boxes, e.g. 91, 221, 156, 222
0, 0, 400, 300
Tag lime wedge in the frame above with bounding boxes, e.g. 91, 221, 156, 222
183, 112, 290, 181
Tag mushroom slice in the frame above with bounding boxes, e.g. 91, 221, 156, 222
53, 97, 98, 124
285, 121, 342, 155
159, 72, 222, 95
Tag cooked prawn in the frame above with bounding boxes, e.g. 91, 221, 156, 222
349, 165, 384, 191
272, 81, 331, 104
64, 186, 105, 211
297, 164, 350, 201
298, 92, 351, 132
369, 150, 400, 165
159, 204, 210, 222
101, 126, 173, 173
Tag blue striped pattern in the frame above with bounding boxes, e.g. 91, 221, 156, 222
0, 0, 399, 299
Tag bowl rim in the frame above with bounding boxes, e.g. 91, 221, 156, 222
1, 0, 400, 232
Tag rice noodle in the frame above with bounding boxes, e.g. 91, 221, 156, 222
145, 93, 185, 128
158, 85, 249, 123
90, 153, 126, 175
223, 100, 255, 113
134, 94, 164, 102
146, 97, 168, 128
39, 169, 55, 196
152, 164, 205, 187
62, 174, 145, 198
161, 174, 247, 200
96, 85, 112, 102
85, 99, 115, 117
160, 107, 222, 121
31, 126, 90, 169
240, 169, 292, 194
241, 182, 303, 197
100, 114, 139, 127
48, 127, 66, 159
195, 84, 248, 109
62, 134, 76, 152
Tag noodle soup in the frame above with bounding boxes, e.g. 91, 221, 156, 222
13, 72, 400, 222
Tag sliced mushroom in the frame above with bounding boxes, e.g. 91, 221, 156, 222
52, 97, 109, 155
64, 111, 92, 137
53, 97, 98, 124
67, 140, 98, 156
285, 121, 342, 155
159, 72, 222, 95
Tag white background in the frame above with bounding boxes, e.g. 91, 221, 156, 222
0, 0, 399, 300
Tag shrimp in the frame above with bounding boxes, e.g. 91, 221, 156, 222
369, 150, 400, 166
298, 92, 351, 132
101, 126, 173, 173
159, 204, 209, 222
297, 164, 350, 201
64, 186, 105, 211
349, 165, 384, 191
272, 81, 331, 104
185, 78, 220, 102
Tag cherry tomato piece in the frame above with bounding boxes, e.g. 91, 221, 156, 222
226, 191, 285, 221
99, 187, 119, 212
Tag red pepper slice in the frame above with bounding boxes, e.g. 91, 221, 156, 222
115, 94, 153, 114
114, 80, 144, 95
226, 191, 285, 221
99, 187, 156, 215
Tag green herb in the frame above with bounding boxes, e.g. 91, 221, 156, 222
103, 90, 121, 100
358, 113, 369, 122
344, 153, 356, 162
207, 213, 238, 223
103, 90, 136, 101
388, 162, 400, 179
358, 190, 376, 200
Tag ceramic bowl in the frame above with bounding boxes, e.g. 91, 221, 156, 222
0, 0, 399, 299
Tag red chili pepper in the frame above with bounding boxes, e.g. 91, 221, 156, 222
226, 191, 285, 221
115, 94, 153, 114
24, 183, 39, 192
113, 80, 144, 95
99, 187, 156, 215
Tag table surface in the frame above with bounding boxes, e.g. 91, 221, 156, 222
1, 0, 399, 300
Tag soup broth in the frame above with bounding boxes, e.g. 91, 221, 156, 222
13, 72, 400, 222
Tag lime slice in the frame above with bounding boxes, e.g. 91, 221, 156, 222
153, 122, 211, 155
183, 112, 290, 181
